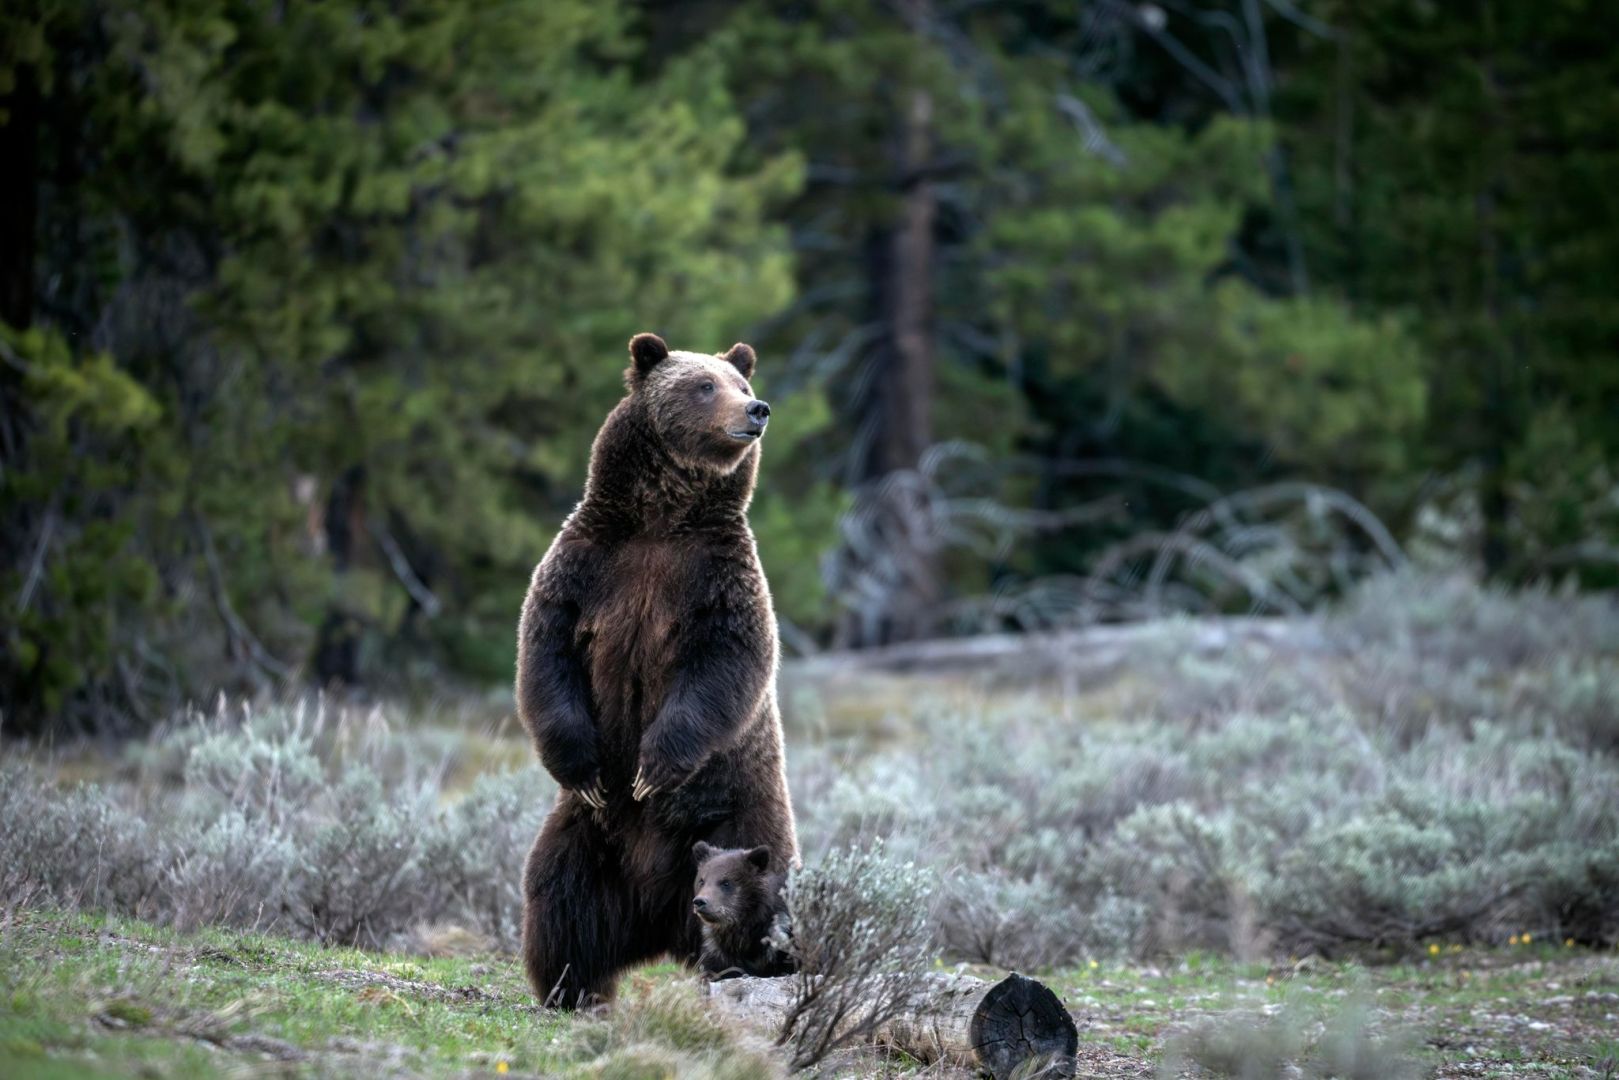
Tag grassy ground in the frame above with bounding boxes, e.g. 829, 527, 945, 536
1057, 947, 1619, 1078
5, 909, 1617, 1078
1, 909, 570, 1078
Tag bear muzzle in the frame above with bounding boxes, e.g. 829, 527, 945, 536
727, 399, 771, 441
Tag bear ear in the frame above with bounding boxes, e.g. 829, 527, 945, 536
693, 841, 715, 865
628, 332, 670, 386
721, 342, 756, 379
745, 846, 771, 872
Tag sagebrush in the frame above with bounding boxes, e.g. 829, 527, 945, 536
3, 574, 1617, 969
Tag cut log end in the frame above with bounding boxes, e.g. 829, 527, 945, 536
969, 973, 1079, 1080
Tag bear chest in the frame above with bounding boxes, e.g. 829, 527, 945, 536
579, 540, 692, 709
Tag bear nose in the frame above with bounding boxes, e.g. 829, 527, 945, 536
692, 897, 707, 910
746, 399, 771, 425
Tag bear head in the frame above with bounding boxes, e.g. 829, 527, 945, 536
625, 332, 769, 474
691, 841, 774, 928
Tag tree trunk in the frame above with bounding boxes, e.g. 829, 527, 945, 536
703, 971, 1079, 1080
877, 79, 936, 481
314, 465, 368, 687
842, 0, 940, 648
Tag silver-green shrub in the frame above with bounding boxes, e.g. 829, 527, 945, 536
0, 700, 556, 950
774, 840, 935, 1069
790, 574, 1619, 963
3, 573, 1616, 966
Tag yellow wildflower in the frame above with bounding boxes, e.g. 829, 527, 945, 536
1509, 935, 1520, 946
1428, 943, 1440, 956
1565, 938, 1576, 948
497, 1063, 509, 1075
1523, 933, 1533, 944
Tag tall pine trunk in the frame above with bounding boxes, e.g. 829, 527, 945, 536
846, 0, 939, 646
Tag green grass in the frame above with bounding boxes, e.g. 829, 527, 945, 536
1047, 946, 1619, 1079
0, 909, 758, 1079
5, 910, 1618, 1078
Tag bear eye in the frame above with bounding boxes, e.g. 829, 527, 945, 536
697, 878, 704, 887
700, 380, 715, 394
719, 879, 732, 890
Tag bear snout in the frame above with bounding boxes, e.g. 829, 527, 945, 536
727, 398, 771, 442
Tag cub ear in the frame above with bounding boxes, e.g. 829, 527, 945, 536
628, 332, 670, 387
745, 846, 771, 872
692, 841, 715, 865
722, 342, 756, 379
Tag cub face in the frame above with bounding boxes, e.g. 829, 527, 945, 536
690, 841, 774, 927
626, 333, 770, 473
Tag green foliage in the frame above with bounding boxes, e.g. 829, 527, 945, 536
1506, 404, 1619, 582
978, 85, 1427, 492
1164, 288, 1425, 483
2, 0, 830, 731
0, 325, 171, 727
6, 0, 1618, 729
1281, 0, 1619, 575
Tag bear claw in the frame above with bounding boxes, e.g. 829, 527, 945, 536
631, 767, 657, 802
578, 780, 607, 809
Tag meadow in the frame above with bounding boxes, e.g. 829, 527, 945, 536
3, 573, 1618, 1078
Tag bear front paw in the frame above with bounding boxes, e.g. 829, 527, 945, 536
630, 755, 697, 802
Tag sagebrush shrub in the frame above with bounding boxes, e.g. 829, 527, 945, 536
4, 573, 1616, 968
289, 769, 430, 947
775, 841, 935, 1069
789, 576, 1619, 963
166, 810, 298, 931
420, 769, 551, 949
935, 868, 1081, 968
0, 766, 161, 916
0, 702, 558, 950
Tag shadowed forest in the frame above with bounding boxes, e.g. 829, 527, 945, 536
3, 2, 1619, 1078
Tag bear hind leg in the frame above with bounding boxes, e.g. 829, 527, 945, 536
521, 808, 646, 1008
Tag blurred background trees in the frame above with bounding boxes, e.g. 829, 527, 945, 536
3, 0, 1616, 735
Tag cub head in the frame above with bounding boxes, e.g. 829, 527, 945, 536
691, 841, 774, 927
626, 332, 770, 472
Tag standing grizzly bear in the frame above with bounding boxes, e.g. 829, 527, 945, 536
516, 332, 798, 1007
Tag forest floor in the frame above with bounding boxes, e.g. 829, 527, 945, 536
4, 909, 1617, 1079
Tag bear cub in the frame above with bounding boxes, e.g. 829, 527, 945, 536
691, 842, 796, 979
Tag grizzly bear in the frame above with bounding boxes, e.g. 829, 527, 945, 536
516, 332, 799, 1007
691, 841, 796, 979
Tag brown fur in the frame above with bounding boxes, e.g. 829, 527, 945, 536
516, 332, 796, 1007
692, 842, 795, 979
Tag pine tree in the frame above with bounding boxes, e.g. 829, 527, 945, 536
1, 0, 810, 732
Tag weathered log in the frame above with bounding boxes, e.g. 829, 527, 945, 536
785, 615, 1329, 681
702, 971, 1079, 1079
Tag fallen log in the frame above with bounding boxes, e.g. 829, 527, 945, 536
702, 970, 1079, 1079
784, 615, 1330, 681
